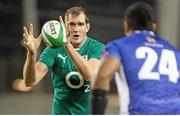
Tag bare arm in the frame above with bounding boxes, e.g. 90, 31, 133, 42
22, 24, 48, 87
91, 56, 121, 114
65, 44, 101, 81
23, 56, 48, 86
92, 56, 121, 91
12, 79, 32, 92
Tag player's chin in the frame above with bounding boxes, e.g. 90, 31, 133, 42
72, 38, 84, 45
72, 36, 80, 41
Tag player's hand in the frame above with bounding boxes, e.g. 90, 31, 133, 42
12, 79, 32, 92
59, 16, 71, 46
23, 24, 42, 55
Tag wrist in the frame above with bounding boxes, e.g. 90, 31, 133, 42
27, 51, 36, 58
91, 89, 108, 114
64, 43, 73, 49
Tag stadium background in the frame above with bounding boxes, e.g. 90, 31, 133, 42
0, 0, 179, 114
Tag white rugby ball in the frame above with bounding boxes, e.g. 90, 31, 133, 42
41, 20, 67, 48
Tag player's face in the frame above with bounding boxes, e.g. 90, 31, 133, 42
68, 12, 90, 48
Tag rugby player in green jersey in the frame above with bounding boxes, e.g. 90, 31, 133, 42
19, 6, 105, 114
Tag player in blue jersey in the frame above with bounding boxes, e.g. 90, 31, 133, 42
91, 2, 180, 114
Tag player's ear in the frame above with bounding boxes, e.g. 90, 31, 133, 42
152, 23, 157, 33
86, 23, 90, 32
123, 21, 129, 35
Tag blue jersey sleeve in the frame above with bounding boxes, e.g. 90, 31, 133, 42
106, 41, 122, 61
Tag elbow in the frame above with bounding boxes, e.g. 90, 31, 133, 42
24, 79, 35, 87
25, 83, 34, 87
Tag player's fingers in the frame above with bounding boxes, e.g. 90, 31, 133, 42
23, 26, 29, 36
59, 16, 64, 24
23, 32, 28, 39
37, 34, 43, 42
23, 33, 28, 42
24, 42, 29, 47
23, 42, 29, 48
59, 16, 69, 38
29, 23, 33, 35
64, 16, 70, 37
64, 16, 68, 23
23, 30, 29, 38
64, 16, 69, 28
24, 42, 33, 54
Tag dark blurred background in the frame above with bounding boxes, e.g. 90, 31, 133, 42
0, 0, 180, 114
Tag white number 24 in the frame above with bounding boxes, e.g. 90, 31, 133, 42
136, 46, 179, 83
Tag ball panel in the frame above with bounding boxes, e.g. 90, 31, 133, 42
43, 20, 60, 39
43, 28, 63, 48
42, 29, 53, 47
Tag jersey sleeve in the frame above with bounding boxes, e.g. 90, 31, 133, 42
106, 41, 122, 61
89, 42, 105, 60
38, 47, 56, 70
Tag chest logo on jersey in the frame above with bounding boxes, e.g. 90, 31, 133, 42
58, 54, 67, 63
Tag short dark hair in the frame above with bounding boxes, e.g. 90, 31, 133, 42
65, 6, 89, 24
124, 2, 154, 31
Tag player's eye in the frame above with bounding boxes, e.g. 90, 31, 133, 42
69, 22, 76, 26
78, 22, 85, 26
69, 22, 85, 27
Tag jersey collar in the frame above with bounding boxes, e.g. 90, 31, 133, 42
134, 30, 155, 36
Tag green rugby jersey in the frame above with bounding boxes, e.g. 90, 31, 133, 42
38, 37, 105, 114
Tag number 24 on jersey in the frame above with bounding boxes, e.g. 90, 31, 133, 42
136, 46, 179, 83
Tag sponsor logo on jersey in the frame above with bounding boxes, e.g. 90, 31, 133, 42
58, 54, 67, 63
145, 36, 164, 48
146, 36, 156, 43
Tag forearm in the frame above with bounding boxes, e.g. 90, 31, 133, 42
93, 57, 120, 90
91, 61, 113, 114
23, 52, 37, 87
93, 76, 111, 91
65, 44, 93, 80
